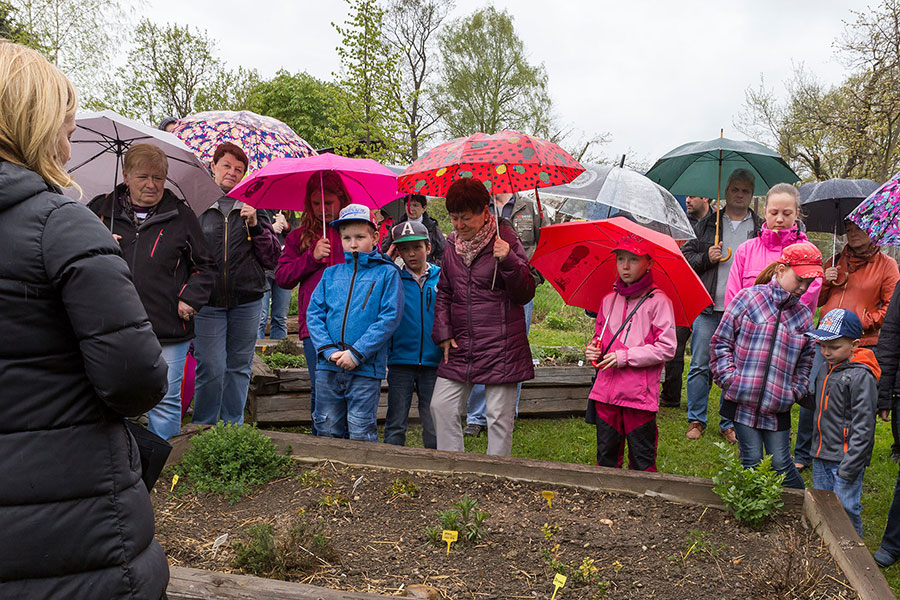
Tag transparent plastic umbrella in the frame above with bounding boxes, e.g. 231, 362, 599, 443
538, 163, 695, 240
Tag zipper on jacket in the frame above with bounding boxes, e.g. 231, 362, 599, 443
815, 364, 836, 458
418, 283, 425, 365
222, 212, 229, 297
150, 228, 164, 258
360, 281, 376, 311
340, 253, 359, 346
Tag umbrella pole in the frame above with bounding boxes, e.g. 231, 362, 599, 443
491, 195, 502, 290
110, 149, 121, 238
320, 171, 326, 240
833, 219, 838, 269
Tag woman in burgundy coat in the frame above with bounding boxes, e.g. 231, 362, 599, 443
430, 178, 536, 456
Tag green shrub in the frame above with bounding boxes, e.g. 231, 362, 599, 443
288, 289, 298, 316
261, 352, 306, 369
545, 314, 577, 330
426, 495, 489, 547
389, 476, 420, 497
712, 441, 784, 529
180, 423, 292, 503
231, 517, 336, 579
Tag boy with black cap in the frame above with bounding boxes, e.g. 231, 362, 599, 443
383, 220, 441, 448
804, 308, 880, 537
306, 204, 403, 442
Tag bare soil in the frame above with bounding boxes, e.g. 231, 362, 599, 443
152, 461, 858, 599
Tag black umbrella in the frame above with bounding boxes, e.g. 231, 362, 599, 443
800, 178, 880, 234
799, 178, 880, 266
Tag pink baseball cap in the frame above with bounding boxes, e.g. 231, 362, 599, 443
611, 233, 652, 257
777, 242, 824, 279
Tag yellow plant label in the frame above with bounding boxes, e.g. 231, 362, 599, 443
170, 474, 179, 492
442, 529, 458, 554
542, 490, 555, 508
550, 572, 567, 599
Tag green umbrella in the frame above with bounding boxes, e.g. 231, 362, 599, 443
645, 132, 799, 260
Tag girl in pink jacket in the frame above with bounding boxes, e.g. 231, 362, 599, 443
725, 183, 821, 313
585, 234, 677, 471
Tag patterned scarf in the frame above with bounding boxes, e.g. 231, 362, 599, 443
843, 242, 880, 273
455, 213, 497, 267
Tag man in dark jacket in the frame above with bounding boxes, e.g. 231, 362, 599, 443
680, 169, 762, 443
0, 160, 169, 598
380, 194, 446, 265
88, 144, 217, 440
193, 143, 281, 426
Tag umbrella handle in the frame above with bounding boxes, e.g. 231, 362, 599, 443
720, 247, 732, 262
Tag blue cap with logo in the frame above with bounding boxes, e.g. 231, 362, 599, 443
804, 308, 863, 341
329, 203, 376, 229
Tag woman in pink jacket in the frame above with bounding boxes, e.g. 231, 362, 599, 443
725, 183, 821, 314
274, 173, 349, 434
585, 234, 677, 471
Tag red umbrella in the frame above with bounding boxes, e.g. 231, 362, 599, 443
397, 130, 585, 214
530, 217, 712, 327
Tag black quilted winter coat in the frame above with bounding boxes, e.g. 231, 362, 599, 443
0, 161, 170, 599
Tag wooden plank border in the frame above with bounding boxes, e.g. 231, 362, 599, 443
165, 431, 892, 599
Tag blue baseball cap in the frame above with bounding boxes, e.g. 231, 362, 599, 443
805, 308, 863, 341
329, 203, 376, 229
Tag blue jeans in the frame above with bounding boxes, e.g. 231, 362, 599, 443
257, 276, 291, 340
813, 459, 864, 537
302, 337, 319, 436
794, 349, 826, 466
879, 466, 900, 558
192, 300, 262, 426
733, 422, 805, 489
148, 340, 191, 440
686, 310, 733, 432
314, 370, 381, 441
385, 365, 437, 448
466, 299, 533, 426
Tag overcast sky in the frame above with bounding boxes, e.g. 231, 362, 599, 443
146, 0, 869, 163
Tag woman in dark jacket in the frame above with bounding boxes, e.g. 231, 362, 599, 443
0, 40, 169, 599
193, 142, 281, 426
88, 143, 217, 439
429, 178, 535, 456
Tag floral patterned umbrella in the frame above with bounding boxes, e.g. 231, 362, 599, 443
171, 110, 315, 173
848, 172, 900, 246
397, 131, 585, 205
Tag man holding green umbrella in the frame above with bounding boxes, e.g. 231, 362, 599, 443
680, 169, 763, 442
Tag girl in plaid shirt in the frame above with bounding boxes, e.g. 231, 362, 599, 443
710, 242, 824, 488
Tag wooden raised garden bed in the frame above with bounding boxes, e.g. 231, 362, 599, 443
247, 358, 596, 426
160, 432, 892, 600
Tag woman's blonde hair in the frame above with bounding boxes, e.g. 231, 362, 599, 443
124, 143, 168, 177
765, 182, 804, 220
0, 39, 78, 189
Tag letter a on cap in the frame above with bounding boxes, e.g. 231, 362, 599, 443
400, 221, 415, 236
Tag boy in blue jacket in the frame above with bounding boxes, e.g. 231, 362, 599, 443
383, 221, 442, 448
804, 308, 879, 537
306, 204, 403, 441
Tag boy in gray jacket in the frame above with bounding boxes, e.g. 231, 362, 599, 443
804, 308, 880, 536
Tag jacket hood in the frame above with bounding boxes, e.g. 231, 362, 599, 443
759, 224, 805, 251
0, 160, 54, 212
838, 347, 882, 381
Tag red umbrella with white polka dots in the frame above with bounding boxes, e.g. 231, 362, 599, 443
397, 130, 585, 218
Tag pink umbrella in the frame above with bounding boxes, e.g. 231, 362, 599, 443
228, 154, 399, 235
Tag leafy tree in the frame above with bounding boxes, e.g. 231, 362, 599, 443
0, 1, 34, 45
92, 19, 257, 125
9, 0, 128, 97
384, 0, 453, 161
435, 7, 555, 138
331, 0, 403, 160
245, 70, 350, 150
739, 0, 900, 182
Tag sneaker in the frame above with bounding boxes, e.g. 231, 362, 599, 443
686, 421, 704, 440
720, 427, 737, 444
463, 423, 484, 437
874, 547, 898, 568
